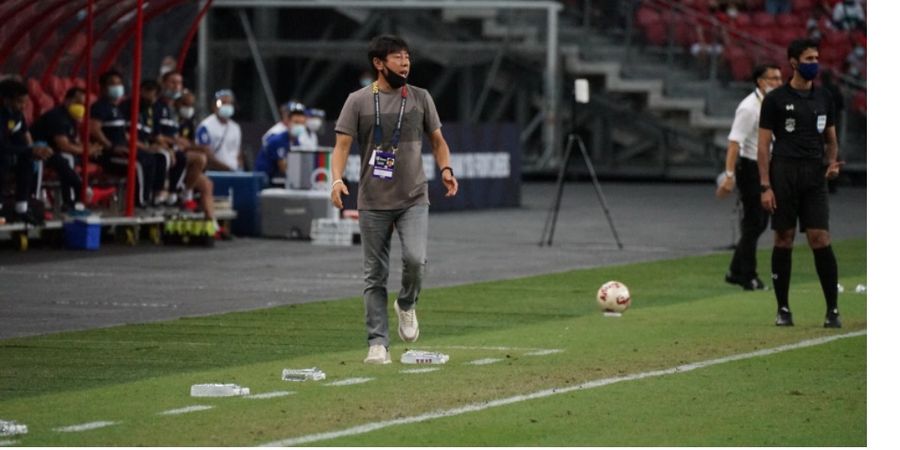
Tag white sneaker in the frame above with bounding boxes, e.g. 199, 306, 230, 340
363, 344, 392, 364
394, 300, 420, 342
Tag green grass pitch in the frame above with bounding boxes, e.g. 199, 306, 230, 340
0, 239, 866, 446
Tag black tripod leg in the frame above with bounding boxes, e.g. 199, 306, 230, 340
540, 135, 575, 246
576, 135, 624, 250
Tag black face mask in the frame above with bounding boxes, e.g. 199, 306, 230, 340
381, 67, 407, 89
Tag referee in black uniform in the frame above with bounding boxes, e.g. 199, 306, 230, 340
757, 38, 844, 328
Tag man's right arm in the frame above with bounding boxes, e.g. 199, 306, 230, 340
330, 132, 352, 209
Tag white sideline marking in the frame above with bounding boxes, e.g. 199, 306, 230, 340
400, 368, 441, 374
260, 330, 866, 447
53, 421, 119, 433
325, 377, 373, 387
524, 349, 565, 356
159, 405, 214, 416
467, 358, 503, 366
0, 440, 19, 446
246, 391, 295, 400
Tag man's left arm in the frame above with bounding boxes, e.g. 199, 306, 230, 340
824, 126, 843, 179
429, 128, 457, 197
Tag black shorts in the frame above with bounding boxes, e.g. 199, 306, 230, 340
770, 156, 829, 232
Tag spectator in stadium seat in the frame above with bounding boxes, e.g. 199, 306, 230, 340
196, 89, 243, 171
832, 0, 865, 31
766, 0, 792, 15
844, 42, 865, 79
690, 18, 727, 78
0, 78, 52, 225
90, 70, 166, 208
757, 38, 843, 328
155, 71, 212, 215
31, 87, 100, 210
254, 104, 309, 183
718, 64, 782, 291
331, 35, 458, 364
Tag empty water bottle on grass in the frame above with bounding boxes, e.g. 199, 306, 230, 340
0, 419, 28, 436
282, 368, 326, 382
400, 350, 449, 364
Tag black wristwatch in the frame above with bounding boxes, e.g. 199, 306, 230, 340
760, 184, 771, 193
440, 166, 454, 177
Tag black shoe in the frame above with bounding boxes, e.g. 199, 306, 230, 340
726, 274, 766, 291
725, 273, 744, 287
775, 308, 794, 326
824, 309, 842, 328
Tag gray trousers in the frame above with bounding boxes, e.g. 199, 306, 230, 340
359, 204, 428, 348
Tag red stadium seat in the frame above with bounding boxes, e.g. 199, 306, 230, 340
792, 0, 816, 13
46, 74, 66, 103
852, 91, 866, 115
751, 12, 776, 28
23, 97, 35, 124
725, 46, 753, 81
775, 13, 803, 29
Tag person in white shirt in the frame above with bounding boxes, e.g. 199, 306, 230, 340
196, 89, 243, 171
718, 64, 782, 291
832, 0, 865, 31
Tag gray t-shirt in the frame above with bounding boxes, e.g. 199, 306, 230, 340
334, 84, 442, 210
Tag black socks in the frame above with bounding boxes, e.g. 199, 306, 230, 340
813, 245, 839, 313
771, 247, 793, 311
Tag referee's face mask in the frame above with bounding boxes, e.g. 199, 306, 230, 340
792, 49, 820, 81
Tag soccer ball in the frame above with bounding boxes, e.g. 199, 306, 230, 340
597, 281, 631, 313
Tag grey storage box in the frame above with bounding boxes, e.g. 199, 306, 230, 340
259, 188, 338, 239
287, 146, 333, 190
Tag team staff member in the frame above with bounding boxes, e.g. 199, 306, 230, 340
31, 87, 100, 210
332, 35, 458, 364
255, 105, 309, 183
719, 64, 782, 291
757, 38, 843, 328
0, 79, 52, 225
91, 70, 166, 208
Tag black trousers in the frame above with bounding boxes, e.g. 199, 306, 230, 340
0, 148, 33, 203
728, 157, 769, 281
45, 152, 82, 208
103, 150, 167, 206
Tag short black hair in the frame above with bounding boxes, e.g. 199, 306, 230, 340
64, 87, 86, 101
367, 34, 409, 77
140, 79, 160, 92
99, 70, 123, 86
161, 70, 181, 82
0, 78, 28, 100
288, 110, 306, 119
752, 63, 780, 83
787, 38, 818, 61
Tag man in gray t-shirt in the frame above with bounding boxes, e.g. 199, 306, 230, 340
331, 35, 458, 364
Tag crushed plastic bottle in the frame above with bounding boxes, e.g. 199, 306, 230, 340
855, 284, 867, 294
282, 368, 326, 382
400, 350, 450, 364
190, 383, 250, 397
837, 283, 845, 293
0, 419, 28, 437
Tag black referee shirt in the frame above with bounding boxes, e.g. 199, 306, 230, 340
759, 83, 835, 160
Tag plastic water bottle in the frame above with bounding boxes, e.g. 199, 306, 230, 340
282, 368, 326, 382
0, 419, 28, 437
855, 284, 866, 293
400, 350, 449, 364
190, 383, 250, 397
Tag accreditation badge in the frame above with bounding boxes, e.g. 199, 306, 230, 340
816, 115, 827, 133
372, 150, 396, 180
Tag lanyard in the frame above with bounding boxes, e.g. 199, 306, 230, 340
373, 83, 407, 152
